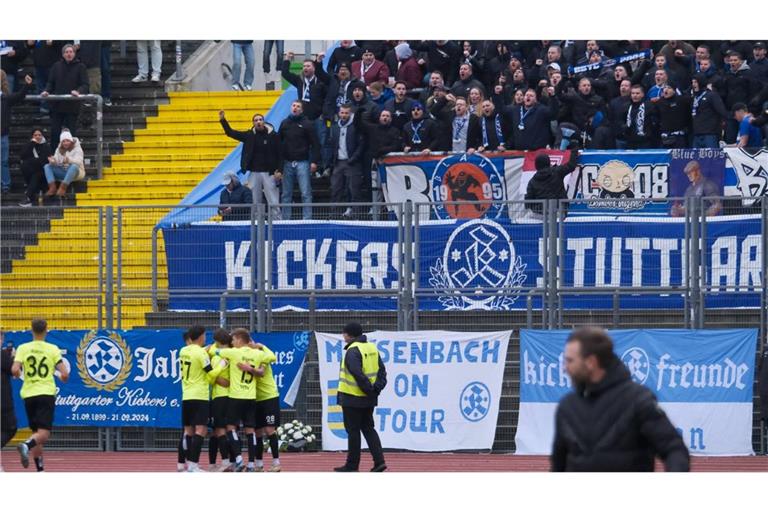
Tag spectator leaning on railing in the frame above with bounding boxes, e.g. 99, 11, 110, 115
218, 172, 253, 221
43, 129, 85, 198
41, 43, 89, 147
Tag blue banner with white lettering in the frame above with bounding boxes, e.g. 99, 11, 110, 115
515, 329, 757, 455
6, 329, 310, 428
163, 215, 761, 311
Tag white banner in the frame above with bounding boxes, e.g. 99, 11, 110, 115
315, 330, 511, 451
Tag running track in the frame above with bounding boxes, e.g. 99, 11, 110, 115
2, 451, 767, 472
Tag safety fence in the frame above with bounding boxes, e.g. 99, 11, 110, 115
1, 198, 765, 452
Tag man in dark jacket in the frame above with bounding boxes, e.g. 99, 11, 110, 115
621, 84, 656, 149
278, 101, 320, 220
282, 52, 330, 174
468, 99, 510, 152
0, 40, 29, 91
525, 146, 578, 215
560, 77, 606, 133
41, 44, 89, 146
1, 333, 18, 454
218, 172, 253, 221
329, 104, 365, 216
691, 73, 728, 148
363, 110, 404, 160
509, 88, 557, 150
403, 102, 439, 153
722, 51, 762, 143
383, 81, 415, 131
655, 85, 692, 148
219, 110, 282, 218
552, 327, 690, 472
450, 63, 486, 99
334, 322, 387, 473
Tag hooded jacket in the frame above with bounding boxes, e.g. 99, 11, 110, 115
551, 359, 690, 472
220, 118, 281, 173
51, 136, 86, 180
525, 148, 578, 214
336, 335, 387, 409
691, 74, 729, 136
723, 61, 761, 109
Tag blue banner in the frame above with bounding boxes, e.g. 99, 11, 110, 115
163, 215, 762, 311
516, 328, 758, 455
6, 329, 310, 428
519, 329, 757, 403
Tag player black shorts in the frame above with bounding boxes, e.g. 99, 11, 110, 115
23, 395, 55, 432
210, 397, 229, 429
226, 398, 257, 428
181, 399, 209, 427
255, 397, 281, 429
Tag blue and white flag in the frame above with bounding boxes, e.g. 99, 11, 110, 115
515, 329, 758, 456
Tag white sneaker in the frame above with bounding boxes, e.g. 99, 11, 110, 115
268, 463, 282, 472
151, 72, 161, 83
131, 74, 147, 83
187, 466, 203, 472
244, 85, 252, 91
217, 462, 234, 472
176, 463, 186, 472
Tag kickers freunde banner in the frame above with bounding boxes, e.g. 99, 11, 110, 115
515, 329, 757, 456
6, 329, 310, 428
315, 330, 511, 451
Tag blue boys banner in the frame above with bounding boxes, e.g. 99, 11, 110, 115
6, 329, 310, 428
163, 214, 762, 311
378, 149, 765, 219
515, 329, 758, 456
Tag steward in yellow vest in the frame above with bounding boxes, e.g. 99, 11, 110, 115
334, 322, 388, 472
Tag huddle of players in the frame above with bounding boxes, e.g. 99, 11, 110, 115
178, 325, 282, 472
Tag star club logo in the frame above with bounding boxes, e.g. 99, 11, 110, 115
621, 347, 650, 385
77, 330, 132, 392
293, 331, 310, 352
430, 153, 506, 219
429, 219, 527, 310
460, 381, 491, 422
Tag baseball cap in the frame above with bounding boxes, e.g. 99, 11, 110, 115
754, 42, 766, 50
221, 172, 239, 186
547, 62, 561, 72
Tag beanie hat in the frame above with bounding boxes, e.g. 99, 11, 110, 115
395, 43, 412, 61
342, 322, 363, 338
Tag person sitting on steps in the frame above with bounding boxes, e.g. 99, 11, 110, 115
43, 129, 85, 198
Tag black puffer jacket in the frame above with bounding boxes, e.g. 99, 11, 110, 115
220, 118, 281, 173
561, 88, 607, 131
551, 359, 690, 472
336, 336, 387, 409
44, 56, 89, 113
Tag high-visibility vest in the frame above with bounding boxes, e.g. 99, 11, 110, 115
338, 341, 379, 397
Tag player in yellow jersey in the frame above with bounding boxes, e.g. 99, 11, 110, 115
206, 328, 233, 471
11, 319, 69, 471
214, 328, 270, 472
179, 325, 227, 472
240, 337, 281, 472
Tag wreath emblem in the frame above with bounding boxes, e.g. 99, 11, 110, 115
77, 330, 133, 392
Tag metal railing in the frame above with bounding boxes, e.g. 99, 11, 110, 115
23, 94, 104, 179
1, 198, 766, 452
